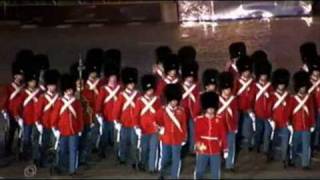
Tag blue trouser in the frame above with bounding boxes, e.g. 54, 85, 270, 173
119, 127, 138, 165
272, 128, 290, 161
187, 118, 195, 153
255, 118, 272, 153
141, 133, 159, 172
226, 132, 236, 169
5, 116, 18, 155
194, 154, 221, 179
22, 124, 34, 158
35, 128, 54, 166
240, 112, 255, 149
159, 143, 182, 179
100, 121, 115, 153
293, 131, 311, 167
79, 124, 92, 164
59, 135, 80, 174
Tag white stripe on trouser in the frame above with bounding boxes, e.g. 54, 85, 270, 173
177, 160, 181, 178
155, 145, 159, 171
158, 141, 163, 171
193, 154, 198, 180
75, 150, 79, 169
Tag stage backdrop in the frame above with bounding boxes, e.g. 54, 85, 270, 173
178, 1, 313, 22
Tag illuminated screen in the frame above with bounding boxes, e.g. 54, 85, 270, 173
178, 1, 312, 22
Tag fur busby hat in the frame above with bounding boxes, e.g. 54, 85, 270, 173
86, 59, 102, 75
307, 57, 320, 73
202, 68, 219, 87
181, 60, 199, 80
254, 59, 272, 79
121, 67, 138, 85
15, 49, 34, 72
69, 61, 89, 81
293, 70, 311, 92
104, 49, 122, 69
271, 68, 290, 89
163, 54, 180, 74
104, 63, 120, 78
300, 42, 318, 64
229, 42, 246, 59
33, 54, 50, 71
201, 92, 219, 110
178, 45, 197, 66
236, 55, 253, 73
85, 48, 104, 74
219, 71, 234, 90
155, 46, 172, 64
11, 60, 25, 76
44, 69, 60, 85
60, 73, 76, 92
24, 64, 39, 83
141, 74, 157, 92
164, 83, 183, 102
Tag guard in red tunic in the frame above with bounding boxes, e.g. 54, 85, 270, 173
51, 73, 84, 176
152, 46, 172, 80
225, 42, 247, 78
194, 92, 228, 179
15, 66, 41, 161
112, 67, 140, 168
252, 59, 273, 155
34, 69, 60, 167
2, 60, 26, 156
268, 68, 291, 167
307, 60, 320, 149
134, 74, 161, 172
95, 62, 122, 158
180, 60, 201, 153
157, 84, 187, 179
217, 71, 239, 171
201, 68, 219, 93
290, 71, 315, 169
299, 42, 318, 73
234, 55, 256, 149
155, 54, 180, 101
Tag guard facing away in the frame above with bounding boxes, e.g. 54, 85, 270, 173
194, 92, 228, 179
268, 68, 291, 167
225, 42, 247, 78
300, 42, 319, 73
290, 70, 315, 169
112, 67, 140, 168
202, 68, 220, 93
157, 84, 187, 179
51, 73, 84, 176
218, 71, 239, 171
134, 74, 162, 172
152, 46, 172, 80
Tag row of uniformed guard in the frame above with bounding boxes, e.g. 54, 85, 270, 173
2, 42, 320, 179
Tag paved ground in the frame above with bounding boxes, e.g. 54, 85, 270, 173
0, 17, 319, 178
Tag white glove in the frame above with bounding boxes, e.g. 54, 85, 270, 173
52, 128, 60, 139
78, 132, 82, 136
90, 123, 95, 128
310, 127, 315, 133
35, 121, 43, 134
96, 114, 104, 126
223, 151, 229, 159
181, 141, 186, 146
114, 121, 121, 131
17, 117, 24, 128
249, 112, 256, 132
288, 125, 294, 135
268, 119, 275, 131
158, 126, 165, 135
2, 110, 9, 120
134, 127, 142, 137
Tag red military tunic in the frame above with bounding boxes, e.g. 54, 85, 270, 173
35, 91, 59, 129
225, 61, 239, 79
152, 64, 165, 80
308, 79, 320, 114
218, 95, 239, 133
180, 81, 201, 119
289, 94, 315, 131
3, 82, 24, 117
82, 78, 103, 113
234, 76, 255, 112
16, 88, 41, 125
95, 83, 122, 122
51, 96, 84, 136
155, 76, 179, 99
134, 95, 162, 135
194, 115, 228, 155
112, 88, 140, 128
156, 105, 187, 145
253, 81, 273, 119
268, 91, 291, 129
